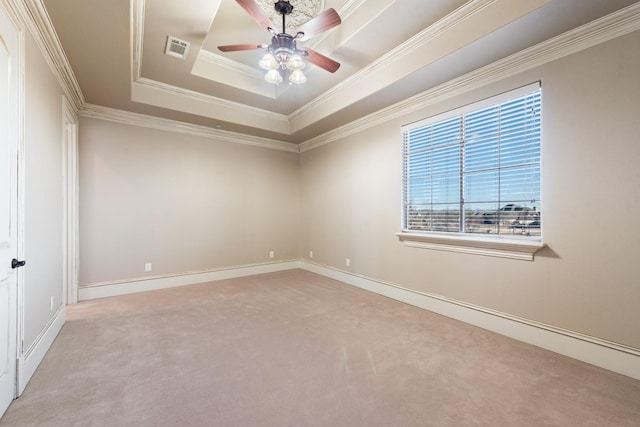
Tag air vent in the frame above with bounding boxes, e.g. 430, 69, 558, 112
165, 36, 190, 60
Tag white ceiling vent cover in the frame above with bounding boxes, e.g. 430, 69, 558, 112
165, 36, 190, 59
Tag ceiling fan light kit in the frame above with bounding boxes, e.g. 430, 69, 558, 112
259, 33, 308, 84
259, 52, 278, 70
265, 69, 283, 84
286, 54, 305, 70
288, 68, 307, 84
218, 0, 341, 85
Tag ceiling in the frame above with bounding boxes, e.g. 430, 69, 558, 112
41, 0, 639, 144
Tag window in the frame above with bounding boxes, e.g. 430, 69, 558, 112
401, 83, 542, 255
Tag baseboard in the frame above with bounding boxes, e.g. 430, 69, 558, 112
78, 260, 301, 301
74, 259, 640, 380
299, 261, 640, 381
17, 305, 66, 395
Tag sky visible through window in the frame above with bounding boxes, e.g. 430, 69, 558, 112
403, 89, 541, 237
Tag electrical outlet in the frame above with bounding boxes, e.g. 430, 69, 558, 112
50, 296, 54, 312
346, 258, 351, 267
269, 251, 274, 259
309, 250, 313, 258
145, 263, 152, 272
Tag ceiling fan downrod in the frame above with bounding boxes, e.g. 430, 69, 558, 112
274, 0, 294, 34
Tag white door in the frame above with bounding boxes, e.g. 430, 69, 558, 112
0, 4, 19, 418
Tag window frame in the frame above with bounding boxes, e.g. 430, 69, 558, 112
398, 83, 545, 260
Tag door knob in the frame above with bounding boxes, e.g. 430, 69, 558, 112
11, 258, 26, 269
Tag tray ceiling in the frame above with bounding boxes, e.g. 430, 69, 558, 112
40, 0, 640, 144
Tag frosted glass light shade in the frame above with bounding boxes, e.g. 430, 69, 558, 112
288, 69, 307, 84
264, 69, 283, 84
286, 54, 305, 70
259, 53, 278, 70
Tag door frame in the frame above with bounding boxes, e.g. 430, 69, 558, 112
62, 97, 79, 305
10, 0, 25, 399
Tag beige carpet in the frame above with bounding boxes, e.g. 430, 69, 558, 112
1, 269, 639, 426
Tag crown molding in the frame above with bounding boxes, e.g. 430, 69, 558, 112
14, 0, 640, 151
0, 0, 21, 28
80, 103, 299, 153
300, 2, 640, 152
131, 77, 291, 134
130, 0, 507, 137
6, 0, 294, 152
289, 0, 504, 132
129, 0, 387, 136
133, 0, 264, 89
7, 0, 84, 112
131, 0, 289, 133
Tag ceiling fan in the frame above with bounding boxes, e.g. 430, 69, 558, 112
218, 0, 341, 85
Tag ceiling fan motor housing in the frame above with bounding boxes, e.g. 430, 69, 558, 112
270, 33, 305, 65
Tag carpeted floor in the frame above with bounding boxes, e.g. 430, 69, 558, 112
1, 269, 639, 426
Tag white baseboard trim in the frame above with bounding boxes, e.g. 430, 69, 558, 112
17, 305, 66, 395
74, 259, 640, 380
300, 261, 640, 381
78, 260, 301, 301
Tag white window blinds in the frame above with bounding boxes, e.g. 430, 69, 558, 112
402, 83, 541, 238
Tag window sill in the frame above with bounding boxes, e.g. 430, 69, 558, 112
396, 231, 545, 261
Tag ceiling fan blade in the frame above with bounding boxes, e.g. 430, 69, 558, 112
300, 48, 340, 73
295, 8, 341, 41
218, 43, 266, 52
236, 0, 277, 31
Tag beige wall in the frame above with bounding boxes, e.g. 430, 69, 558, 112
23, 31, 65, 349
300, 30, 640, 349
78, 118, 300, 285
76, 31, 639, 350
